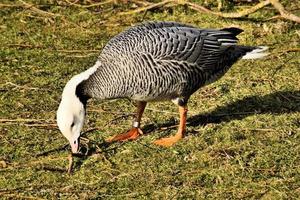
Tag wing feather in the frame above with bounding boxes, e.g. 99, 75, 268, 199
101, 21, 244, 73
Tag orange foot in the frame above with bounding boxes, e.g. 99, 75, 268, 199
106, 128, 143, 143
153, 134, 183, 147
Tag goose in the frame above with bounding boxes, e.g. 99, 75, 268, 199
56, 21, 268, 153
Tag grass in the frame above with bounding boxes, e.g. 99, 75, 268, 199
0, 0, 300, 199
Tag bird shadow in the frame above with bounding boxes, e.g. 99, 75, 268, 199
65, 90, 299, 173
143, 90, 300, 133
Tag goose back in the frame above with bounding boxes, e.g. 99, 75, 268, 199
78, 22, 253, 102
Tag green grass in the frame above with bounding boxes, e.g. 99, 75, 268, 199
0, 0, 300, 199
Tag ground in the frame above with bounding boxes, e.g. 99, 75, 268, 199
0, 0, 299, 199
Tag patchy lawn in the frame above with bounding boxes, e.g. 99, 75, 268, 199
0, 0, 299, 199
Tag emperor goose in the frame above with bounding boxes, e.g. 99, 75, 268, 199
57, 21, 268, 153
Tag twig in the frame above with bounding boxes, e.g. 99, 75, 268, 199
119, 0, 173, 15
236, 127, 276, 132
25, 124, 57, 128
0, 123, 57, 128
187, 0, 300, 22
18, 0, 60, 17
185, 0, 271, 18
6, 44, 101, 53
265, 14, 283, 21
81, 127, 100, 136
28, 122, 57, 126
207, 111, 258, 117
0, 193, 46, 200
119, 0, 270, 18
0, 118, 54, 123
130, 0, 152, 7
1, 82, 40, 91
67, 154, 73, 174
217, 0, 222, 11
119, 0, 300, 23
55, 49, 100, 53
269, 0, 300, 23
272, 48, 300, 56
10, 1, 81, 30
246, 128, 275, 132
37, 165, 67, 172
7, 44, 44, 49
64, 0, 113, 8
64, 53, 97, 58
159, 124, 178, 130
146, 108, 178, 115
0, 118, 57, 128
0, 3, 23, 8
0, 157, 67, 172
0, 160, 7, 168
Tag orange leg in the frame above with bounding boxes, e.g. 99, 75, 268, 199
106, 101, 146, 143
154, 105, 188, 147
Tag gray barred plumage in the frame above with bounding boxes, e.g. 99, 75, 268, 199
77, 21, 266, 104
58, 21, 268, 152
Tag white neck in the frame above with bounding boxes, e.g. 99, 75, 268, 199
61, 60, 101, 100
56, 61, 101, 141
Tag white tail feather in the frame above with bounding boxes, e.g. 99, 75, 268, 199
242, 46, 269, 59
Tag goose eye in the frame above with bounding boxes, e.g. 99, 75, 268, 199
71, 122, 75, 128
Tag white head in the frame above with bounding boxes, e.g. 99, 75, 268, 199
57, 77, 86, 153
56, 61, 100, 153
